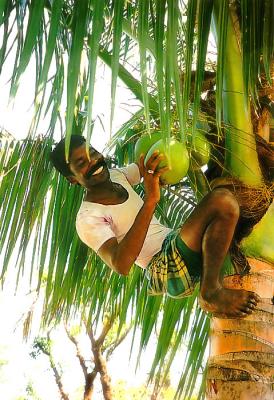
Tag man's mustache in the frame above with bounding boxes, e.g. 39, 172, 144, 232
85, 159, 106, 178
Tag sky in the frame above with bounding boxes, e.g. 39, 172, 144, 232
0, 54, 139, 150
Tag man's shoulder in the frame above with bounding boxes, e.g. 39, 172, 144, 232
111, 163, 140, 185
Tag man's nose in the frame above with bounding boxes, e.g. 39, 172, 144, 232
89, 156, 100, 166
88, 149, 98, 161
87, 156, 102, 172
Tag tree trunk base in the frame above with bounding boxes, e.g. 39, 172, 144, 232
206, 258, 274, 400
206, 380, 273, 400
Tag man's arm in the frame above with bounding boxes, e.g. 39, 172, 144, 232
98, 151, 167, 275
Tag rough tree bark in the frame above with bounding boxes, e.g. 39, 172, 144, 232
206, 259, 274, 400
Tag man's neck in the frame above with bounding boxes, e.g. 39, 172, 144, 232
85, 180, 129, 205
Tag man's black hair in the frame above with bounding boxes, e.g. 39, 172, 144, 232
50, 135, 86, 177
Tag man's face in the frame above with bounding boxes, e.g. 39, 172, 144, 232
68, 143, 110, 188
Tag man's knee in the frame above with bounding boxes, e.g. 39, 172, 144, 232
208, 188, 240, 220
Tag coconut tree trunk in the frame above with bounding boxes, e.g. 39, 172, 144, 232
207, 6, 274, 397
206, 259, 274, 399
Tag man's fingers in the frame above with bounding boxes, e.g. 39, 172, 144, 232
138, 153, 145, 164
154, 166, 169, 176
146, 151, 166, 172
138, 153, 145, 175
145, 150, 160, 168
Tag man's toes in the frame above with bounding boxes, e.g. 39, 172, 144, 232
236, 310, 248, 317
240, 311, 248, 317
250, 292, 260, 302
241, 306, 253, 314
247, 304, 256, 312
239, 303, 250, 312
248, 294, 259, 305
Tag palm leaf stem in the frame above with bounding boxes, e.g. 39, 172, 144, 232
65, 0, 89, 160
86, 0, 105, 147
213, 2, 262, 185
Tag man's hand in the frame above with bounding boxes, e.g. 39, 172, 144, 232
138, 151, 169, 204
98, 152, 169, 275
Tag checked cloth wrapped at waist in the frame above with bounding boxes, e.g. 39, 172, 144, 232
145, 230, 202, 299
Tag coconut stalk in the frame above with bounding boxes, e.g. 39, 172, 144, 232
210, 1, 273, 261
213, 2, 262, 185
206, 3, 274, 399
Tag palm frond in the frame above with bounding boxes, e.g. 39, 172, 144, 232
37, 0, 64, 98
10, 0, 45, 100
86, 0, 105, 145
191, 0, 213, 140
65, 0, 89, 159
110, 0, 125, 133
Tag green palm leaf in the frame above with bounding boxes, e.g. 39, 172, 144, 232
181, 0, 197, 137
65, 0, 89, 160
110, 0, 125, 133
86, 0, 105, 145
0, 0, 9, 26
37, 0, 64, 97
191, 0, 213, 139
154, 0, 167, 134
138, 0, 151, 133
10, 0, 45, 99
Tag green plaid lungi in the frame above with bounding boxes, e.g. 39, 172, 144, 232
146, 230, 203, 299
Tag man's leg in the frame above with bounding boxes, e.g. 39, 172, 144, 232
179, 188, 259, 317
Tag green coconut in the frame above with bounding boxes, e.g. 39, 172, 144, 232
134, 131, 163, 163
190, 130, 211, 169
145, 138, 190, 185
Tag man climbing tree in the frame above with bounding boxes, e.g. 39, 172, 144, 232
50, 135, 260, 318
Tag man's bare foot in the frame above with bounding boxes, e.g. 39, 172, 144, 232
199, 287, 260, 317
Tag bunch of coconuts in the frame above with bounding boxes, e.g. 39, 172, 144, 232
134, 131, 211, 185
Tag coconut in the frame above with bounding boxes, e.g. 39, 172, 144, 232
190, 131, 211, 169
145, 138, 190, 185
134, 132, 162, 163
